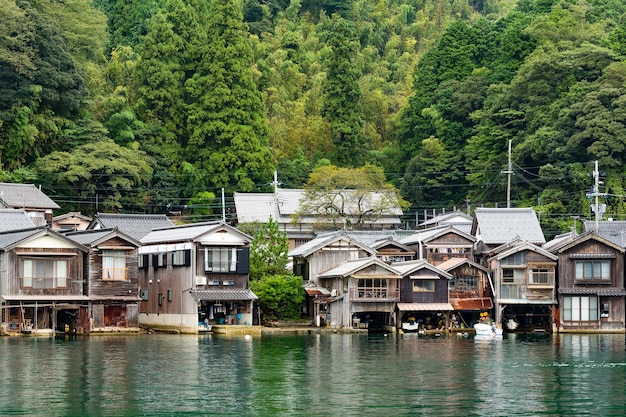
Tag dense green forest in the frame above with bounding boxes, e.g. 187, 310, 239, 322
1, 0, 626, 237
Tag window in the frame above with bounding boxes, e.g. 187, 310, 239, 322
601, 303, 610, 318
103, 250, 127, 280
502, 268, 525, 283
222, 280, 235, 286
529, 268, 552, 285
357, 278, 388, 297
205, 248, 237, 272
153, 253, 167, 268
563, 296, 598, 321
172, 250, 190, 267
450, 275, 478, 292
138, 254, 149, 269
575, 260, 610, 281
21, 258, 69, 289
412, 280, 435, 292
501, 251, 526, 266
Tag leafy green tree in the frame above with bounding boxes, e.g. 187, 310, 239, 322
248, 216, 303, 323
321, 14, 365, 167
185, 0, 273, 192
34, 139, 153, 213
249, 216, 290, 280
249, 274, 304, 322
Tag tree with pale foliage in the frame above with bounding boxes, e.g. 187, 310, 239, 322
297, 164, 409, 229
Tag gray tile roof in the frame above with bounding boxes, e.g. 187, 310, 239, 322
473, 208, 545, 245
583, 220, 626, 247
64, 228, 140, 247
0, 209, 35, 232
89, 213, 174, 240
0, 183, 59, 209
0, 227, 43, 250
288, 231, 375, 258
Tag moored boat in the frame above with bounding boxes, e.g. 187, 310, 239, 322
474, 322, 503, 337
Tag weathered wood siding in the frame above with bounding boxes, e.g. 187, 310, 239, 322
399, 275, 449, 303
5, 248, 84, 296
89, 237, 139, 298
557, 240, 624, 289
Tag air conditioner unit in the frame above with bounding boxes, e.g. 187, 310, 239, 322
331, 289, 338, 296
195, 276, 207, 286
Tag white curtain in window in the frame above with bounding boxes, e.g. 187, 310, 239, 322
230, 248, 237, 272
56, 260, 68, 287
23, 260, 33, 287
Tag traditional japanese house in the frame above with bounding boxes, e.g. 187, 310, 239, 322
317, 257, 401, 331
290, 232, 375, 326
391, 259, 453, 331
0, 209, 35, 232
417, 209, 473, 231
438, 258, 493, 328
64, 228, 142, 333
0, 227, 88, 335
52, 212, 92, 231
370, 237, 416, 263
138, 221, 257, 334
553, 232, 626, 332
488, 239, 558, 332
400, 225, 476, 265
0, 183, 60, 226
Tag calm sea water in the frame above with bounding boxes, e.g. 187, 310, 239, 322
0, 332, 624, 416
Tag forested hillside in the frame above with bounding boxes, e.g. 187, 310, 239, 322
1, 0, 625, 237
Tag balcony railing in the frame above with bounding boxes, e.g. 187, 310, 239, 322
350, 288, 399, 301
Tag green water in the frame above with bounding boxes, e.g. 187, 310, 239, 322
0, 333, 624, 416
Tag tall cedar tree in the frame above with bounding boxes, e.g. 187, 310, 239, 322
185, 0, 273, 193
322, 15, 366, 168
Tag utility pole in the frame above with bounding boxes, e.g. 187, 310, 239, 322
501, 140, 513, 208
586, 160, 606, 232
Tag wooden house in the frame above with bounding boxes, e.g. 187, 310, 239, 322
317, 257, 401, 331
417, 209, 473, 232
52, 212, 92, 231
138, 221, 257, 334
290, 232, 375, 326
391, 260, 453, 331
369, 237, 416, 263
0, 183, 60, 226
438, 258, 493, 328
64, 228, 142, 333
553, 232, 625, 331
400, 225, 476, 265
488, 239, 557, 332
0, 227, 88, 335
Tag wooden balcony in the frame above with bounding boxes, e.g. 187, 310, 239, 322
350, 288, 399, 302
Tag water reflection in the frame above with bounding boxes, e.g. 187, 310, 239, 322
0, 333, 624, 416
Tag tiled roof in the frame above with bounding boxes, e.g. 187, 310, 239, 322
288, 231, 375, 258
559, 288, 626, 296
0, 227, 43, 250
473, 208, 545, 245
89, 213, 174, 240
584, 220, 626, 247
0, 209, 35, 232
64, 228, 140, 247
190, 289, 258, 301
391, 259, 452, 279
318, 257, 399, 278
0, 183, 59, 209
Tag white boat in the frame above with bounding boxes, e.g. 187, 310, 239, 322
474, 322, 503, 337
506, 318, 519, 331
401, 318, 419, 332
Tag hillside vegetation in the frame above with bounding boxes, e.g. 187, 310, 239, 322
1, 0, 625, 237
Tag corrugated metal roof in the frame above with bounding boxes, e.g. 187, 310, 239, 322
0, 209, 35, 232
474, 208, 545, 245
0, 183, 59, 209
90, 213, 174, 240
190, 289, 258, 301
449, 298, 493, 311
397, 303, 454, 311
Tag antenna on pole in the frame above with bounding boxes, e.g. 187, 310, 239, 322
501, 140, 513, 208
